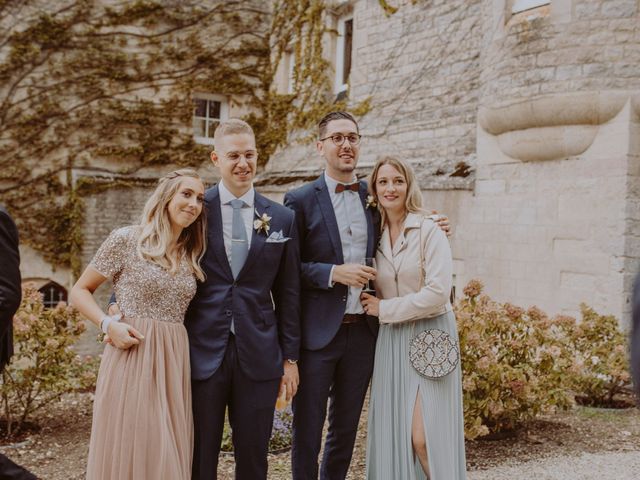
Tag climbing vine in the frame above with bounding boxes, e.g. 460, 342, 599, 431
0, 0, 370, 272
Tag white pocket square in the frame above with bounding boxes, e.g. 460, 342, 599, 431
265, 230, 290, 243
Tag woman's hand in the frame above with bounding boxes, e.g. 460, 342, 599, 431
106, 321, 144, 350
360, 292, 380, 317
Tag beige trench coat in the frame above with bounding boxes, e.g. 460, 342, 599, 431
376, 212, 452, 323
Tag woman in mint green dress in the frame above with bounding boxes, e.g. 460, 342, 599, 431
361, 156, 466, 479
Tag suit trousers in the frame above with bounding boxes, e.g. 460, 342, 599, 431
292, 320, 376, 480
0, 454, 37, 480
191, 334, 280, 480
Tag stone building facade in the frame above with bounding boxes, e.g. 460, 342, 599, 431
265, 0, 640, 327
15, 0, 640, 330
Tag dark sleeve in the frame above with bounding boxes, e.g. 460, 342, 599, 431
272, 209, 301, 361
283, 191, 333, 290
631, 273, 640, 397
0, 209, 21, 343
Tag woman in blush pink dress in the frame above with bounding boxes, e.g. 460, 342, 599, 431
70, 169, 207, 480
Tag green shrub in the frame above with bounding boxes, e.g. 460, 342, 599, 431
456, 280, 575, 439
0, 284, 97, 437
565, 304, 630, 406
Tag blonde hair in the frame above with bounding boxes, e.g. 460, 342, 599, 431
368, 156, 425, 228
213, 118, 255, 145
137, 169, 207, 281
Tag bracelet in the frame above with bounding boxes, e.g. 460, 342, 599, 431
100, 314, 122, 334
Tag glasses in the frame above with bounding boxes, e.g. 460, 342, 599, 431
319, 133, 362, 146
225, 151, 258, 163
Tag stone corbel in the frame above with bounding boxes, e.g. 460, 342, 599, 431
478, 92, 630, 161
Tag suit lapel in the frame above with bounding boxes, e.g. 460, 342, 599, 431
206, 186, 233, 279
238, 193, 269, 277
315, 176, 344, 264
358, 181, 376, 258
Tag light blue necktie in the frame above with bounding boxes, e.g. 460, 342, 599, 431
229, 199, 249, 278
229, 199, 248, 334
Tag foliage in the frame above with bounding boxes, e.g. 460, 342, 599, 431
253, 0, 370, 161
0, 0, 267, 270
0, 284, 97, 437
456, 280, 575, 439
0, 0, 371, 272
221, 404, 293, 453
565, 304, 630, 407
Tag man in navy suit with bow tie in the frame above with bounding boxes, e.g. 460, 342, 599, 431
284, 112, 379, 480
186, 119, 301, 480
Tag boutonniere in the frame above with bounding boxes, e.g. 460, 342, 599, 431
253, 209, 272, 235
366, 195, 378, 209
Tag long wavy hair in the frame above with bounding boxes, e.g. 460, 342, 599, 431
368, 156, 425, 228
137, 169, 207, 281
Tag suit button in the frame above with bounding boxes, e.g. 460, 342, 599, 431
225, 310, 232, 316
233, 282, 238, 287
342, 297, 346, 302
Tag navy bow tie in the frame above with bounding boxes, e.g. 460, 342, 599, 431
335, 182, 359, 193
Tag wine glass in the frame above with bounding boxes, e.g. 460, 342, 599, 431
361, 257, 377, 295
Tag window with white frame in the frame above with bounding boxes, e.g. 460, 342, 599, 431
193, 94, 228, 145
285, 51, 295, 94
512, 0, 549, 13
334, 14, 353, 94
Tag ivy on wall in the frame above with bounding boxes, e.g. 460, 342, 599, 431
0, 0, 370, 274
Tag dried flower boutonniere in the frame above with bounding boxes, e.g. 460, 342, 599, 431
253, 209, 272, 235
366, 194, 378, 210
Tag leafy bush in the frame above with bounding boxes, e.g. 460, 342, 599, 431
565, 304, 630, 406
0, 284, 97, 437
456, 280, 575, 439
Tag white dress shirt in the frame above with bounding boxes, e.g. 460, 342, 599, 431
218, 181, 255, 264
324, 172, 368, 315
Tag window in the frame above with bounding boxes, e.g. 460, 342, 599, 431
193, 94, 228, 146
38, 281, 67, 309
334, 14, 353, 94
285, 51, 295, 94
512, 0, 549, 13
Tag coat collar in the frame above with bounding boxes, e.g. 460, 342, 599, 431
205, 185, 233, 279
238, 193, 271, 277
314, 175, 344, 263
377, 212, 427, 260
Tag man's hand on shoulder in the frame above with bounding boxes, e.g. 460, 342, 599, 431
430, 210, 451, 237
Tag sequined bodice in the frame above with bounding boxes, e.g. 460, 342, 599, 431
91, 226, 197, 323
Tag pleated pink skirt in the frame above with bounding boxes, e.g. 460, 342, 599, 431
86, 316, 193, 480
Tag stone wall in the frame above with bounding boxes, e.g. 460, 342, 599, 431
267, 0, 482, 187
468, 0, 640, 325
267, 0, 640, 326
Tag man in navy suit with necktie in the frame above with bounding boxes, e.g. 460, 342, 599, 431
284, 112, 379, 480
186, 118, 301, 480
107, 119, 300, 479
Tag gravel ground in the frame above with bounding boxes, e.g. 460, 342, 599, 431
1, 392, 639, 479
468, 451, 640, 480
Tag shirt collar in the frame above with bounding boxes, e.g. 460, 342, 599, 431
218, 180, 255, 207
324, 171, 358, 193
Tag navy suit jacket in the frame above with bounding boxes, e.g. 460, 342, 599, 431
632, 273, 640, 397
185, 186, 301, 381
0, 206, 19, 371
284, 175, 379, 351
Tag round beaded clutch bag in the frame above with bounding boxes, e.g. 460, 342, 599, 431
409, 329, 459, 379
